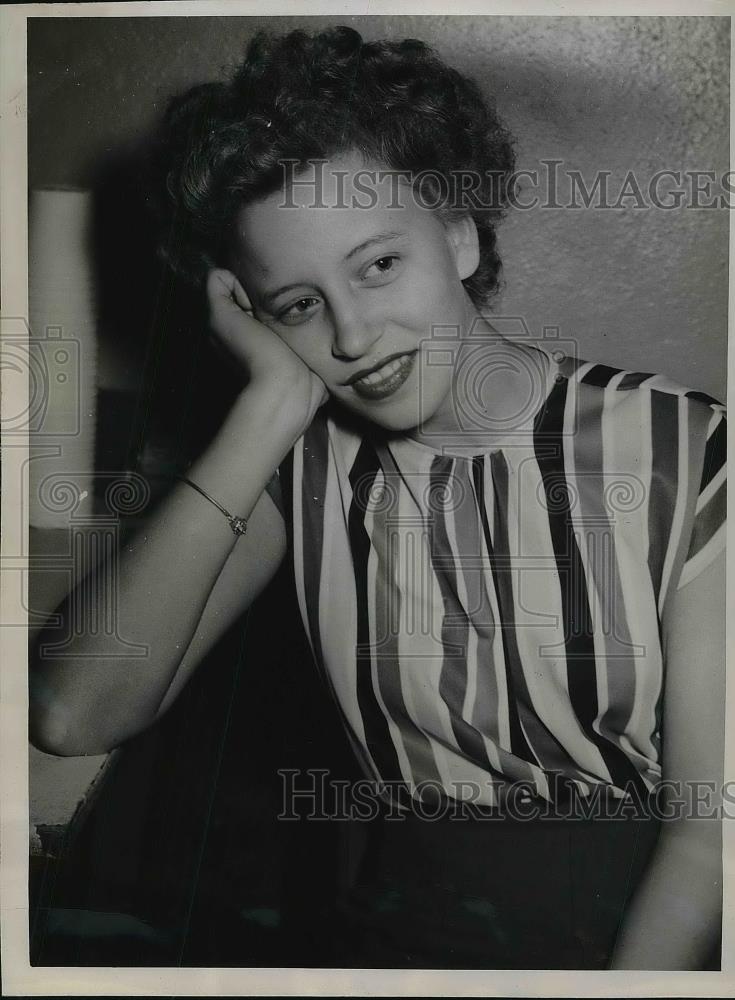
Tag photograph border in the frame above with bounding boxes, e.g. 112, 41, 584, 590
2, 1, 734, 995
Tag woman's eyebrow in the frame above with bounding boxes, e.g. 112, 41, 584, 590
343, 231, 405, 261
260, 282, 311, 310
260, 232, 407, 309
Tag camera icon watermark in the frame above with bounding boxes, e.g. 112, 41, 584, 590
419, 317, 578, 444
1, 317, 82, 437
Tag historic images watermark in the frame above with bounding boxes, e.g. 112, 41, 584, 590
278, 769, 731, 823
277, 158, 735, 212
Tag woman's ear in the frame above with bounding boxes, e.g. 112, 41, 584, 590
444, 214, 480, 280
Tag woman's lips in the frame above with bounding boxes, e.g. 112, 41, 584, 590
350, 351, 417, 401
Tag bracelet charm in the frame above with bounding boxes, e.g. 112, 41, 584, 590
174, 475, 248, 537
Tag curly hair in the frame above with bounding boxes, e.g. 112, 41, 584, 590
152, 26, 516, 309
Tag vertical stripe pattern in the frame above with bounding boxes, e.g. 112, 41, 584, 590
282, 351, 726, 805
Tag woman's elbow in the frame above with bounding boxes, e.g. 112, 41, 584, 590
29, 699, 112, 757
28, 686, 139, 757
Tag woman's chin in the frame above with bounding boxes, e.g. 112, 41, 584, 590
327, 395, 423, 435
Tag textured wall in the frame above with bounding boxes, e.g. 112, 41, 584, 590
29, 14, 729, 397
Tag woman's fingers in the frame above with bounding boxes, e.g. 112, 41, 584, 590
209, 268, 253, 313
207, 268, 255, 332
205, 267, 297, 377
230, 274, 254, 315
205, 268, 328, 428
206, 268, 280, 366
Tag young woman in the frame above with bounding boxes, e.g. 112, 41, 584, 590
30, 26, 726, 970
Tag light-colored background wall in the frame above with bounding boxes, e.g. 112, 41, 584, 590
28, 14, 729, 833
29, 14, 729, 394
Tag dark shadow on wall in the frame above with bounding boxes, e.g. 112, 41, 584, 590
87, 139, 245, 495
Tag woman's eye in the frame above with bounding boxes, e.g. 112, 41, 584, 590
278, 297, 320, 324
363, 255, 402, 280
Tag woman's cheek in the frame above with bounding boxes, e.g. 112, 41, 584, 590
407, 265, 461, 314
277, 329, 323, 370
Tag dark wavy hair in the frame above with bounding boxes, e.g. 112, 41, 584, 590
152, 26, 516, 309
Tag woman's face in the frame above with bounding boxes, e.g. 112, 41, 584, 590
228, 150, 480, 434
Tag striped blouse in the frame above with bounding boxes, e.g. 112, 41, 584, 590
276, 348, 726, 806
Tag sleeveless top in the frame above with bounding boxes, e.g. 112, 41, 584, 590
274, 349, 726, 807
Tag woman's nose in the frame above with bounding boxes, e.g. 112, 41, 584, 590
331, 302, 382, 360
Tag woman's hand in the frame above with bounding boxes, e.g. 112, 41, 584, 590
206, 268, 328, 435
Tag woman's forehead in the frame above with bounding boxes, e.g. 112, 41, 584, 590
232, 156, 435, 274
278, 149, 410, 206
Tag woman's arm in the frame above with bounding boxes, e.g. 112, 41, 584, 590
30, 389, 290, 756
30, 270, 327, 757
609, 548, 725, 969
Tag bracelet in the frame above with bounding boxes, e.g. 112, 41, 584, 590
175, 476, 248, 536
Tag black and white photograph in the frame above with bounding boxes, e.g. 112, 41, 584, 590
1, 2, 732, 994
